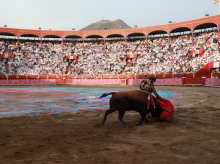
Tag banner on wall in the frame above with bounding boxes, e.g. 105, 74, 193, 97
66, 56, 77, 60
126, 54, 137, 58
208, 62, 220, 68
1, 54, 13, 58
190, 49, 204, 56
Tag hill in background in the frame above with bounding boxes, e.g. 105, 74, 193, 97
80, 19, 131, 31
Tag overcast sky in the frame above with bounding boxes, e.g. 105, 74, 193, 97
0, 0, 219, 31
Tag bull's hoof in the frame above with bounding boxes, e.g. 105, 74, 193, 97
152, 117, 161, 121
136, 123, 141, 126
101, 121, 105, 126
145, 119, 149, 123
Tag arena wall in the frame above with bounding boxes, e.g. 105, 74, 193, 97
0, 76, 219, 87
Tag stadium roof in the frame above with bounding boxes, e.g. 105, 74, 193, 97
194, 23, 217, 30
20, 34, 40, 37
0, 15, 220, 39
43, 35, 61, 38
148, 30, 168, 35
0, 32, 16, 36
170, 27, 192, 33
85, 35, 103, 38
127, 33, 145, 37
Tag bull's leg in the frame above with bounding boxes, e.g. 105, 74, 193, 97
118, 110, 127, 128
145, 112, 150, 123
101, 108, 117, 125
136, 113, 146, 126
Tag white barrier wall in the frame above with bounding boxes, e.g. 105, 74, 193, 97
0, 79, 184, 86
71, 79, 121, 85
205, 78, 220, 86
0, 79, 56, 85
127, 79, 182, 85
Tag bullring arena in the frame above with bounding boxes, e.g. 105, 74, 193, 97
1, 9, 220, 164
0, 84, 220, 164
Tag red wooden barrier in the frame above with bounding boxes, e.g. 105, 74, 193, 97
84, 75, 91, 79
185, 74, 194, 78
97, 75, 102, 79
213, 73, 220, 78
111, 75, 118, 79
184, 78, 194, 84
136, 75, 147, 79
156, 74, 163, 78
29, 75, 37, 79
165, 74, 173, 78
119, 74, 126, 79
8, 75, 17, 79
75, 75, 82, 79
19, 75, 26, 79
66, 75, 74, 79
49, 75, 56, 79
183, 78, 203, 86
194, 78, 203, 85
174, 74, 185, 78
0, 75, 6, 79
102, 75, 110, 79
39, 75, 47, 79
66, 79, 72, 84
56, 79, 66, 84
121, 79, 126, 85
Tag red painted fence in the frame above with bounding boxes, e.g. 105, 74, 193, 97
0, 79, 56, 85
0, 77, 219, 87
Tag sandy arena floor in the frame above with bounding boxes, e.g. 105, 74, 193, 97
0, 85, 220, 164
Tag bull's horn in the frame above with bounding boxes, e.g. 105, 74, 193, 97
163, 107, 171, 113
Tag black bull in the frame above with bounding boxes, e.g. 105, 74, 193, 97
99, 90, 170, 127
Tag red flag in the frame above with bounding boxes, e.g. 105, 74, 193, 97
214, 0, 219, 4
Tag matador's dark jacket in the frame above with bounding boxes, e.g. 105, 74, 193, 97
140, 79, 160, 97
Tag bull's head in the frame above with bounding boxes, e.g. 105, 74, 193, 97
151, 104, 171, 120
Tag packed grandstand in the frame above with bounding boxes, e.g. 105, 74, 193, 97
0, 16, 220, 77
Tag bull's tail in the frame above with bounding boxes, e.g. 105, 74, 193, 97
99, 92, 114, 99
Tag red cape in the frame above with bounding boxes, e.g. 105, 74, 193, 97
157, 97, 174, 121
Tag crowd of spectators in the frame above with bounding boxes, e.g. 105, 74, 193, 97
67, 41, 126, 75
126, 31, 220, 74
0, 29, 220, 76
0, 39, 69, 75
